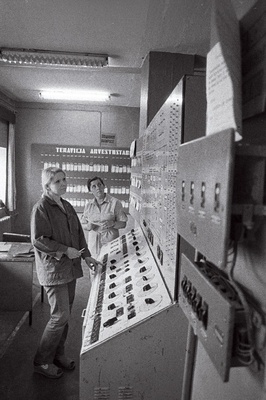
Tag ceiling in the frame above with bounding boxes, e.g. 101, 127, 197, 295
0, 0, 254, 108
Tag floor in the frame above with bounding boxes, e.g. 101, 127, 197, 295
0, 263, 92, 400
0, 218, 135, 400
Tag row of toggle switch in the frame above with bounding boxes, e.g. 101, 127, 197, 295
90, 230, 152, 342
181, 274, 208, 329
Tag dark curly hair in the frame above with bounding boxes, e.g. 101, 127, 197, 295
87, 176, 105, 192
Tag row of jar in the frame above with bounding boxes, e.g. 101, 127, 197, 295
43, 161, 131, 174
66, 184, 130, 194
65, 197, 129, 209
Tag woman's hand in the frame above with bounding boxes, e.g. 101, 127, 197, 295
98, 220, 115, 232
85, 256, 103, 272
85, 222, 94, 231
84, 221, 103, 232
66, 247, 83, 259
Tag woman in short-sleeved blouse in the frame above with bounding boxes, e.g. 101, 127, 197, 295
81, 176, 128, 257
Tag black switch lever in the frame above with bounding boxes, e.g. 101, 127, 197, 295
103, 317, 118, 327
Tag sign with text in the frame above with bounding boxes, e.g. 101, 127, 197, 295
31, 143, 131, 213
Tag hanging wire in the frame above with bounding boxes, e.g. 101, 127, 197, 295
198, 243, 255, 366
227, 241, 255, 365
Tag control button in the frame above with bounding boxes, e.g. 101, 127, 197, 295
116, 307, 124, 317
198, 301, 208, 329
128, 310, 136, 319
181, 275, 187, 291
140, 267, 147, 273
103, 317, 118, 327
126, 284, 133, 292
109, 283, 116, 289
145, 298, 155, 304
143, 284, 152, 291
126, 294, 134, 303
192, 293, 202, 314
187, 286, 196, 305
184, 280, 192, 299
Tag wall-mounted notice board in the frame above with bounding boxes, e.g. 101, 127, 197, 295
31, 144, 131, 213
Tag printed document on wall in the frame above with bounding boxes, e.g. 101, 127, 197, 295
206, 0, 242, 141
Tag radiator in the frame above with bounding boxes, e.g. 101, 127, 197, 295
0, 216, 11, 241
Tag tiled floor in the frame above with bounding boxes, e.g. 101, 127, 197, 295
0, 264, 92, 400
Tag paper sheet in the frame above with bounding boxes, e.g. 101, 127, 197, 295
206, 0, 242, 141
8, 243, 34, 257
0, 242, 12, 252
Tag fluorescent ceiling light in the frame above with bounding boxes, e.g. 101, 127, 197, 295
39, 90, 110, 102
0, 48, 108, 68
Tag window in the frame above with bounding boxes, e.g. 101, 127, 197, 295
0, 119, 8, 205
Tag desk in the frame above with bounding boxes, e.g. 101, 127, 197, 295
0, 244, 34, 325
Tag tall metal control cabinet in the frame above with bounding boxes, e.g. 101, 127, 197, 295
80, 75, 206, 400
80, 228, 188, 400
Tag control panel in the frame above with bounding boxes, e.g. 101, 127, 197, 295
176, 129, 235, 269
81, 227, 172, 354
129, 75, 206, 298
80, 226, 189, 400
139, 80, 183, 295
176, 129, 266, 269
179, 254, 247, 382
